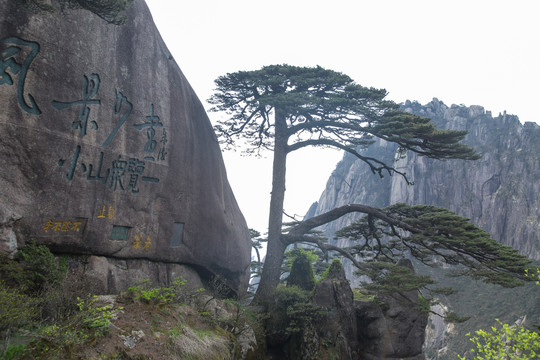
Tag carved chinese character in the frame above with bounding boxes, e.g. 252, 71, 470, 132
52, 73, 101, 137
52, 222, 63, 231
59, 145, 82, 181
134, 104, 163, 161
82, 151, 110, 184
127, 158, 145, 193
42, 220, 54, 232
0, 37, 41, 115
102, 90, 132, 147
60, 221, 73, 232
133, 234, 142, 250
157, 128, 168, 161
143, 236, 151, 251
109, 155, 127, 191
97, 205, 107, 218
107, 206, 115, 220
71, 222, 82, 232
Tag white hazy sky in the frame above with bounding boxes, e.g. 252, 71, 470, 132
145, 0, 540, 233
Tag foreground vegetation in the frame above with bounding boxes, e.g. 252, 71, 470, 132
456, 268, 540, 360
2, 240, 539, 359
0, 241, 259, 360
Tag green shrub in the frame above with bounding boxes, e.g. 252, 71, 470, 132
76, 296, 120, 332
36, 322, 87, 347
271, 285, 324, 335
0, 281, 39, 332
30, 295, 122, 357
0, 244, 125, 358
40, 268, 102, 321
15, 240, 65, 293
273, 285, 310, 306
458, 319, 540, 360
1, 343, 27, 360
0, 254, 27, 291
352, 288, 375, 302
217, 298, 258, 337
320, 258, 343, 281
285, 248, 318, 271
121, 277, 200, 305
1, 242, 97, 323
525, 267, 540, 285
286, 249, 317, 291
1, 240, 65, 295
459, 269, 540, 359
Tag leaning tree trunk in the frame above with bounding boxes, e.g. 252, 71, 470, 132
252, 110, 289, 305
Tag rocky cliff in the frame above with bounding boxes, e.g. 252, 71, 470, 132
306, 98, 540, 358
265, 259, 427, 360
307, 98, 540, 261
0, 0, 251, 293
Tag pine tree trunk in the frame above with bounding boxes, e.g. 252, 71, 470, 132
252, 109, 288, 304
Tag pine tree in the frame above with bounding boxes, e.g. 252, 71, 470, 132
209, 64, 529, 304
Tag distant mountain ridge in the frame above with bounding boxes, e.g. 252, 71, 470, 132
305, 98, 540, 358
307, 98, 540, 260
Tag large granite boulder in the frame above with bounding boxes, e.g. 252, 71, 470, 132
355, 295, 427, 360
0, 0, 250, 293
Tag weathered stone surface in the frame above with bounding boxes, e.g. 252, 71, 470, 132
308, 260, 425, 359
263, 259, 426, 359
311, 264, 357, 359
67, 255, 205, 294
0, 203, 21, 255
0, 0, 250, 293
307, 98, 540, 261
355, 260, 428, 360
306, 98, 540, 357
356, 300, 427, 360
392, 100, 540, 260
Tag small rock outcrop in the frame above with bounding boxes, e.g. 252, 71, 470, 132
0, 0, 250, 293
356, 260, 428, 360
271, 259, 427, 359
311, 262, 358, 359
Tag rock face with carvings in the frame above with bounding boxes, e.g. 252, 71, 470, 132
0, 0, 250, 293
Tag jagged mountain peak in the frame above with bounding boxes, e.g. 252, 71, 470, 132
309, 99, 540, 260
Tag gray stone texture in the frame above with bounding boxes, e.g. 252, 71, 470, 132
355, 260, 428, 360
356, 297, 427, 360
306, 98, 540, 357
306, 260, 426, 359
0, 0, 250, 293
307, 98, 540, 261
311, 264, 358, 359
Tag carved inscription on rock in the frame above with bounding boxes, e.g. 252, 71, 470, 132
0, 0, 251, 294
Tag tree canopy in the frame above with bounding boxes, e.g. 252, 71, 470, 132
209, 64, 530, 304
334, 204, 531, 288
210, 64, 479, 182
